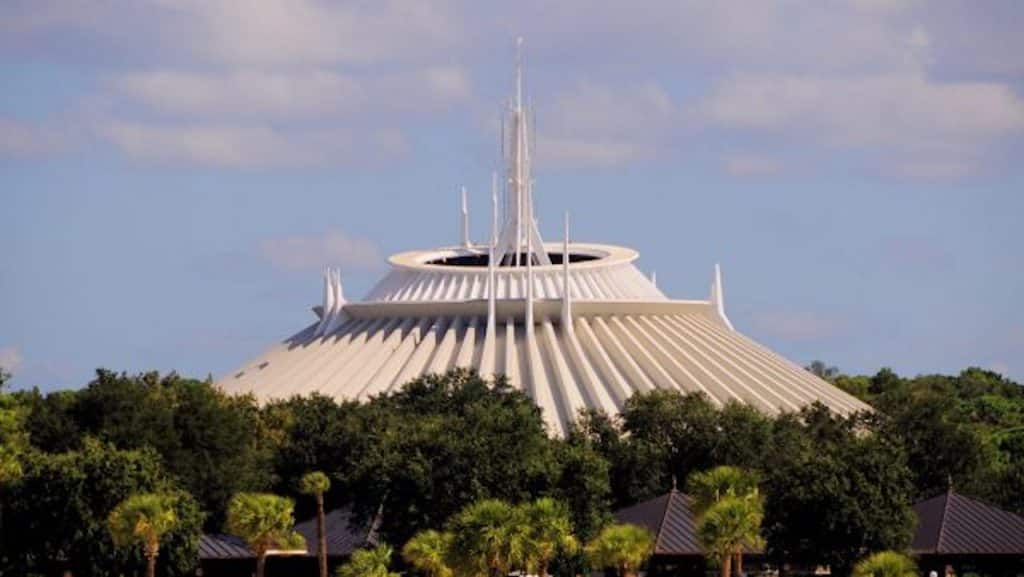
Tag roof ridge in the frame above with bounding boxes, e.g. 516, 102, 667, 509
653, 490, 678, 554
936, 489, 953, 552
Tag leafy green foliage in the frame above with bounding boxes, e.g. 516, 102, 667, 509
852, 551, 918, 577
225, 492, 305, 556
108, 492, 180, 551
822, 365, 1024, 511
403, 529, 454, 577
0, 386, 27, 486
337, 544, 400, 577
447, 498, 528, 577
553, 438, 612, 541
18, 370, 274, 528
697, 494, 765, 577
686, 466, 760, 515
762, 405, 915, 575
108, 492, 182, 577
299, 470, 331, 496
1, 440, 203, 577
345, 370, 559, 547
584, 523, 655, 577
521, 498, 578, 577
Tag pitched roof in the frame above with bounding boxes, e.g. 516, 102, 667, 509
294, 506, 380, 558
199, 534, 252, 560
200, 506, 378, 560
912, 490, 1024, 555
615, 490, 764, 556
615, 490, 700, 556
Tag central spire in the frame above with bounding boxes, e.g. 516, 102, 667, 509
494, 37, 551, 267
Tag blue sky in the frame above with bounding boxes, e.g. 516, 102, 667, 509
2, 0, 1023, 390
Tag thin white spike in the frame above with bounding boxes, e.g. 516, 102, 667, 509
460, 186, 470, 248
526, 206, 534, 332
651, 270, 657, 287
710, 263, 734, 331
494, 37, 551, 268
491, 172, 499, 244
561, 212, 572, 331
488, 176, 498, 337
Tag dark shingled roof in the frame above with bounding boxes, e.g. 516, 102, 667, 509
200, 506, 378, 560
912, 490, 1024, 555
615, 490, 764, 556
294, 506, 379, 558
199, 534, 253, 560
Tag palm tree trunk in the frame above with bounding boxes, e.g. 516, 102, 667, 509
146, 541, 159, 577
317, 493, 328, 577
721, 554, 732, 577
734, 549, 744, 577
256, 553, 266, 577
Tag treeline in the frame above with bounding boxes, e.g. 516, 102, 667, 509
0, 365, 1022, 576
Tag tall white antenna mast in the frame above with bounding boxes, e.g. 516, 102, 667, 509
494, 37, 551, 268
460, 186, 470, 248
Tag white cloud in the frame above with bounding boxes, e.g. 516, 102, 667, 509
0, 347, 22, 374
155, 0, 460, 66
113, 66, 471, 119
114, 70, 367, 119
0, 118, 69, 156
535, 81, 675, 168
260, 231, 384, 273
723, 154, 783, 176
536, 137, 655, 168
701, 72, 1024, 175
100, 122, 407, 168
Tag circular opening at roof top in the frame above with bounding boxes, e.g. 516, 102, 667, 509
425, 252, 601, 267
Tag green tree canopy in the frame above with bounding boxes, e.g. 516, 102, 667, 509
686, 466, 760, 515
347, 370, 558, 547
1, 440, 202, 577
852, 551, 918, 577
403, 529, 454, 577
585, 523, 654, 577
762, 405, 915, 574
696, 494, 765, 577
447, 498, 528, 577
337, 544, 399, 577
108, 492, 181, 577
520, 498, 577, 577
225, 492, 305, 577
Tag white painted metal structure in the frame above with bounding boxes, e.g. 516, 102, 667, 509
217, 43, 870, 435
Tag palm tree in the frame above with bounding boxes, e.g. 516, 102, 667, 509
520, 498, 578, 577
107, 492, 180, 577
403, 529, 454, 577
852, 551, 918, 577
300, 471, 332, 577
688, 465, 760, 576
226, 492, 306, 577
585, 523, 655, 577
337, 544, 400, 577
696, 495, 765, 577
686, 466, 760, 515
447, 499, 528, 577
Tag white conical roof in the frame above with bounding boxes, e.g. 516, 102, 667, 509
215, 44, 869, 435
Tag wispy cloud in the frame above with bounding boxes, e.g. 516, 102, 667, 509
0, 346, 22, 374
536, 81, 675, 168
100, 122, 407, 168
750, 311, 849, 342
0, 118, 70, 157
723, 154, 783, 177
260, 230, 384, 273
112, 66, 470, 119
